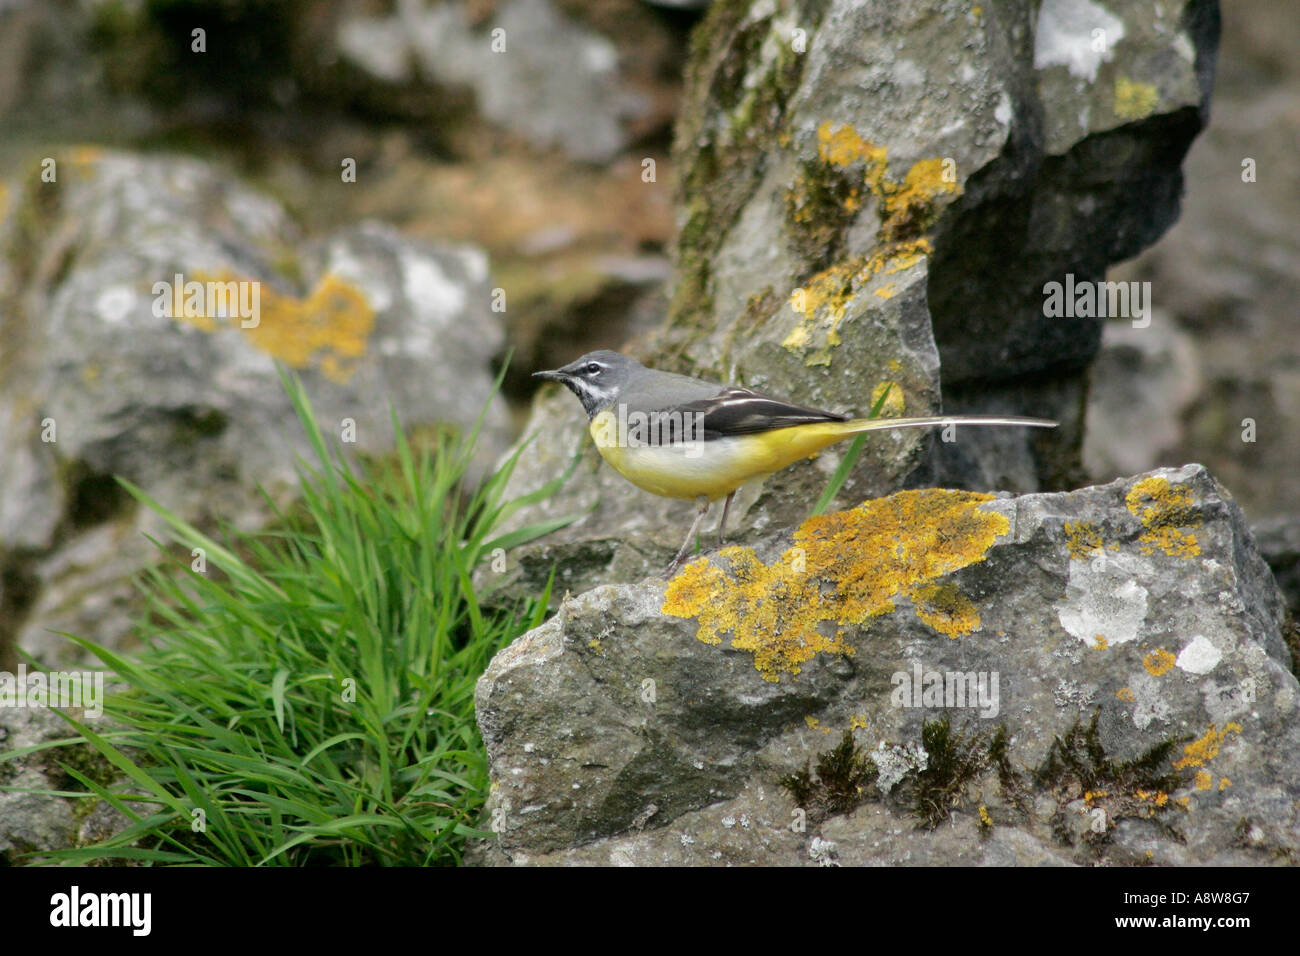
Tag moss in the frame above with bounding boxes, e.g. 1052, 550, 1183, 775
988, 724, 1032, 814
662, 489, 1008, 681
669, 0, 824, 338
779, 729, 873, 824
1034, 709, 1191, 848
911, 714, 994, 829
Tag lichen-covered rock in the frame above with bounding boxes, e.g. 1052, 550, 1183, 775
0, 150, 508, 667
491, 0, 1220, 595
473, 464, 1297, 865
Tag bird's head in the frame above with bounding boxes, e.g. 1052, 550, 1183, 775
533, 350, 643, 418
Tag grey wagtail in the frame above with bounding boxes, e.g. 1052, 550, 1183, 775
535, 350, 1057, 576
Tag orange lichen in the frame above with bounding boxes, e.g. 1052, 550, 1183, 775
1143, 649, 1176, 676
1195, 770, 1213, 791
662, 489, 1008, 680
1116, 687, 1134, 702
1173, 722, 1243, 770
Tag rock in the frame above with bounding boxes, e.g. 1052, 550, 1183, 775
493, 0, 1220, 594
0, 150, 509, 667
1084, 3, 1300, 524
0, 687, 82, 862
1254, 517, 1300, 622
336, 0, 680, 162
1083, 316, 1202, 482
473, 465, 1297, 865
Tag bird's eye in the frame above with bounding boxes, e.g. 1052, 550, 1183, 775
585, 363, 602, 375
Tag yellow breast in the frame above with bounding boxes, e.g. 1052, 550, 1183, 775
588, 410, 856, 501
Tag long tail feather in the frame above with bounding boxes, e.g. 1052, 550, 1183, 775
841, 414, 1057, 434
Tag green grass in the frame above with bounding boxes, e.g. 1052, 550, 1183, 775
811, 382, 894, 516
7, 369, 571, 866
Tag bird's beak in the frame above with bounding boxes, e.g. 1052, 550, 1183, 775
533, 369, 568, 383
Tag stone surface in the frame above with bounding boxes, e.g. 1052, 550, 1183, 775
0, 150, 509, 667
492, 0, 1220, 596
474, 464, 1297, 865
1084, 2, 1300, 524
337, 0, 679, 162
0, 692, 81, 862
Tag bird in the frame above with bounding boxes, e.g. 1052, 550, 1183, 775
534, 350, 1057, 577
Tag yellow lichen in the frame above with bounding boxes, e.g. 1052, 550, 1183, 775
70, 145, 105, 167
1125, 476, 1201, 558
911, 584, 981, 639
880, 158, 962, 236
1125, 476, 1197, 526
1195, 770, 1212, 791
871, 380, 906, 418
1174, 722, 1243, 770
1143, 648, 1176, 676
1064, 521, 1104, 560
1114, 77, 1159, 120
587, 639, 603, 653
1138, 526, 1200, 559
849, 714, 868, 730
979, 805, 993, 828
168, 271, 375, 384
783, 238, 934, 366
873, 284, 896, 299
1094, 635, 1109, 650
817, 121, 888, 172
1135, 790, 1169, 807
1218, 777, 1231, 791
662, 489, 1008, 680
1116, 687, 1133, 701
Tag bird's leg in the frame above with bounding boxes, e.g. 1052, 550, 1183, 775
663, 495, 711, 578
717, 490, 735, 548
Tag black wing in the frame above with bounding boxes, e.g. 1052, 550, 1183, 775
657, 387, 847, 441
